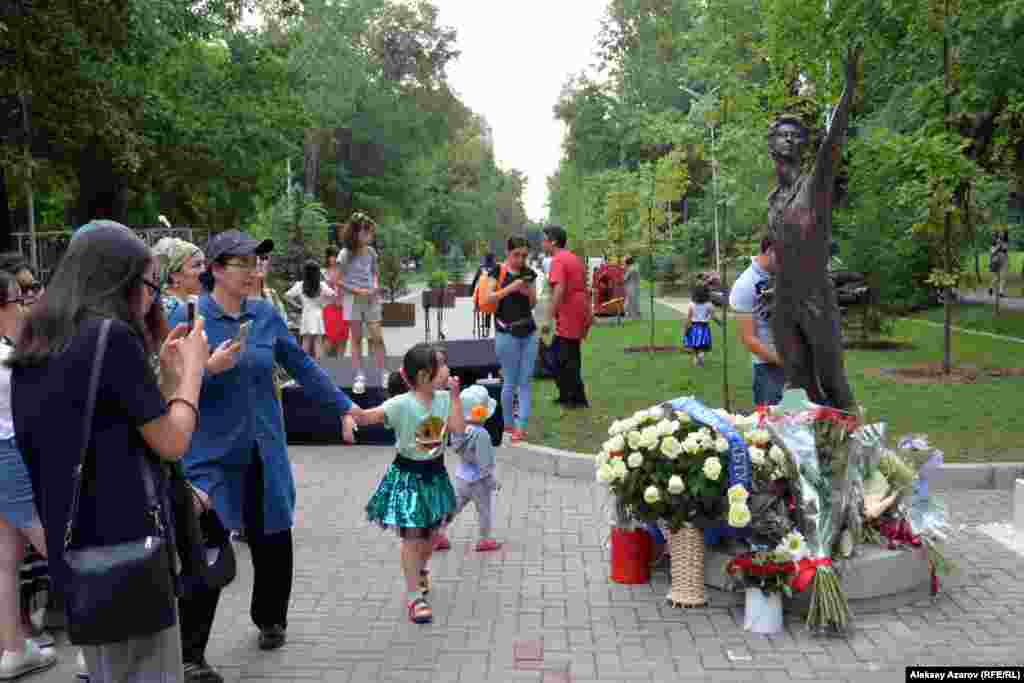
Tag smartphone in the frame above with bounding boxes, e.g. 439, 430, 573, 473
186, 302, 196, 332
236, 321, 253, 351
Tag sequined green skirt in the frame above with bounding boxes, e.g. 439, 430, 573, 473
366, 455, 456, 530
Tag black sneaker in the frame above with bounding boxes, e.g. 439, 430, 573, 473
258, 625, 286, 651
183, 659, 224, 683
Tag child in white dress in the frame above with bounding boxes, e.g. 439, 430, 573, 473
285, 259, 336, 360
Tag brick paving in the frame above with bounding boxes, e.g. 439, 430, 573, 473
35, 446, 1024, 682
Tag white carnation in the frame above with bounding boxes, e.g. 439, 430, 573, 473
748, 429, 772, 447
596, 464, 614, 484
769, 445, 786, 464
714, 437, 729, 453
627, 452, 644, 469
595, 452, 609, 468
648, 405, 665, 421
656, 419, 674, 437
748, 446, 767, 466
611, 458, 628, 480
639, 426, 660, 449
667, 475, 685, 495
626, 430, 643, 451
683, 435, 703, 455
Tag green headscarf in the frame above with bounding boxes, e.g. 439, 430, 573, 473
152, 237, 202, 287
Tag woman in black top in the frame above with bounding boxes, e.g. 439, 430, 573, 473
10, 221, 209, 682
482, 237, 538, 443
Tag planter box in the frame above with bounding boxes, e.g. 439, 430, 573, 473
422, 288, 456, 309
381, 301, 416, 327
452, 282, 474, 298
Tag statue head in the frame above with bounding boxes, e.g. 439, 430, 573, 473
768, 115, 810, 164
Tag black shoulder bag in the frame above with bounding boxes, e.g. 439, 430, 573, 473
63, 319, 177, 645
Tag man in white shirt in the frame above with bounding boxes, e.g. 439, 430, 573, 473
728, 236, 784, 406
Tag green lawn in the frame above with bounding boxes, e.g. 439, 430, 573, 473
529, 302, 1024, 463
911, 302, 1024, 339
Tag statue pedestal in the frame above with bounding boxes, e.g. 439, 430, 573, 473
693, 544, 935, 613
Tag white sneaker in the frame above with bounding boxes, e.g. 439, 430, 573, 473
76, 650, 89, 681
0, 639, 57, 680
353, 374, 366, 395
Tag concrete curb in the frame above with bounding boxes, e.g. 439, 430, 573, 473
503, 440, 1024, 491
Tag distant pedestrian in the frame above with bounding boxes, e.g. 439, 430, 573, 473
683, 283, 718, 367
989, 229, 1010, 298
541, 225, 592, 408
285, 260, 336, 361
624, 256, 641, 319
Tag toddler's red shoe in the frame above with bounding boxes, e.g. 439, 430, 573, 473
475, 538, 502, 552
433, 534, 451, 551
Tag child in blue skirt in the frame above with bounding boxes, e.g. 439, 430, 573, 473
359, 344, 464, 624
683, 283, 718, 367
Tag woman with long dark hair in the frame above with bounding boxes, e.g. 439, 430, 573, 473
10, 220, 209, 682
169, 230, 357, 682
483, 237, 538, 443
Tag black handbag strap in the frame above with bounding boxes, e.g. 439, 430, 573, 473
63, 319, 162, 551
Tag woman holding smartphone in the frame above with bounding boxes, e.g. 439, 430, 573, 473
168, 230, 359, 682
483, 236, 538, 444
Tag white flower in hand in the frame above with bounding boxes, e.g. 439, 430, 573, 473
596, 464, 614, 484
727, 484, 749, 505
728, 504, 752, 528
660, 436, 682, 460
748, 446, 766, 466
627, 452, 644, 469
643, 485, 661, 504
714, 437, 729, 453
667, 475, 685, 495
702, 457, 722, 481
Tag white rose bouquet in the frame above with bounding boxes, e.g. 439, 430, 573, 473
596, 403, 748, 533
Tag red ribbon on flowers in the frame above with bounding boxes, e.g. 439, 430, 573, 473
789, 558, 833, 593
755, 404, 771, 426
812, 406, 860, 431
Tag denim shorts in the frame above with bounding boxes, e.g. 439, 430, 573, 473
0, 436, 40, 529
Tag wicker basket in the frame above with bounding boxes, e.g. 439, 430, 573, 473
666, 527, 708, 608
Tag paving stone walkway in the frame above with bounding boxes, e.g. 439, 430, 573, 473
36, 446, 1024, 683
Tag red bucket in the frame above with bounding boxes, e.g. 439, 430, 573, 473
610, 527, 652, 584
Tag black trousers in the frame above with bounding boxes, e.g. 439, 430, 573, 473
554, 336, 588, 406
179, 451, 294, 664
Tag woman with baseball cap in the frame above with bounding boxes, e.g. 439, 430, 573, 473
168, 230, 358, 682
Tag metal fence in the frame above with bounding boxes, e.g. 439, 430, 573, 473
10, 226, 199, 282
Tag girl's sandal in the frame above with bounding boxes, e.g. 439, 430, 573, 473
418, 569, 431, 594
408, 597, 433, 624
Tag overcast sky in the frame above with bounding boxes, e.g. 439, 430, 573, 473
432, 0, 609, 222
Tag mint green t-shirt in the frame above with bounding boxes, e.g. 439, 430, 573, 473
382, 391, 453, 461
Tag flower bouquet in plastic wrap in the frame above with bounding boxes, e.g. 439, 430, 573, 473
861, 435, 956, 594
764, 405, 861, 634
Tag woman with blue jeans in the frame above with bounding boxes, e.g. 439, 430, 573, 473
485, 237, 538, 444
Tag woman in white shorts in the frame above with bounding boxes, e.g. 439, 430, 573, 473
337, 212, 388, 393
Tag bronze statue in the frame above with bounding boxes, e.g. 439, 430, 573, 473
767, 47, 862, 411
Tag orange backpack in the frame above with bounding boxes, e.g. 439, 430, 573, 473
474, 264, 508, 315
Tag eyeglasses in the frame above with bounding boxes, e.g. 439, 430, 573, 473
223, 258, 259, 271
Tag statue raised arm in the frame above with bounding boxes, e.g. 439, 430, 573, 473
766, 46, 862, 411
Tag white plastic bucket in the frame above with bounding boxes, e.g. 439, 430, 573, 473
743, 587, 784, 635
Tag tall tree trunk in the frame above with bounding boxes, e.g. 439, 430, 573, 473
75, 150, 127, 225
0, 166, 12, 253
942, 0, 953, 375
304, 129, 320, 198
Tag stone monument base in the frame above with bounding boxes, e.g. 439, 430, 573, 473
690, 543, 936, 613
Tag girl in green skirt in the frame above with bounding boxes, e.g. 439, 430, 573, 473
358, 344, 464, 624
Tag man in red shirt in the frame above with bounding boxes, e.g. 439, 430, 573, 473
542, 225, 592, 408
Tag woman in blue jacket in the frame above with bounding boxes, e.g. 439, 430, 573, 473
169, 230, 357, 683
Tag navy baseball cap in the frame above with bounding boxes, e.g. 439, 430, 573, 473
205, 230, 273, 262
